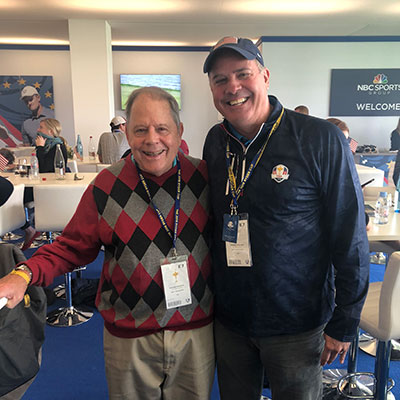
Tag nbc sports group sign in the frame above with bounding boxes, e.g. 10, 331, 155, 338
329, 69, 400, 116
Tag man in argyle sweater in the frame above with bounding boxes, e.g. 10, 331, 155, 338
0, 87, 214, 400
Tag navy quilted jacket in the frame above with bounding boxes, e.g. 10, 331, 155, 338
203, 96, 369, 342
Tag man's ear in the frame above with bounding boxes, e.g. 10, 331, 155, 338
263, 68, 270, 90
179, 122, 184, 138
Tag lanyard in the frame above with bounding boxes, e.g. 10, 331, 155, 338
225, 107, 284, 214
136, 160, 182, 256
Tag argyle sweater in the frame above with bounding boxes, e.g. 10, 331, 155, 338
26, 153, 213, 338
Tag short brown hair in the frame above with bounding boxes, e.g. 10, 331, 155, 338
326, 118, 349, 133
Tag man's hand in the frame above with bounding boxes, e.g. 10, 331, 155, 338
0, 274, 28, 309
320, 333, 351, 366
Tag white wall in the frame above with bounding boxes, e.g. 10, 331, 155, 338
2, 40, 399, 156
0, 48, 218, 159
261, 41, 400, 150
112, 51, 218, 158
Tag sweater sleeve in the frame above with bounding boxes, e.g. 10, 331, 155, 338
23, 185, 102, 287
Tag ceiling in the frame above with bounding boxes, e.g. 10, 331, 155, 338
0, 0, 400, 47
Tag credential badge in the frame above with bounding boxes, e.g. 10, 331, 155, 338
271, 164, 289, 183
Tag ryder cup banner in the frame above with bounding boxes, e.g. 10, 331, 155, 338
329, 69, 400, 117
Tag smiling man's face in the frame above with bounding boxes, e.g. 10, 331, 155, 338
126, 93, 182, 177
209, 52, 270, 139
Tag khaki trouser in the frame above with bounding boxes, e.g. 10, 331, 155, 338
104, 323, 215, 400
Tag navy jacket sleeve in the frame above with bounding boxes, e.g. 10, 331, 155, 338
320, 127, 370, 342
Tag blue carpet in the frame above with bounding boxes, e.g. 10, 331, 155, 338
12, 240, 399, 399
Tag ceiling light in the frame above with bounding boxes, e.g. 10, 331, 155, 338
0, 37, 69, 45
230, 0, 360, 14
112, 40, 189, 46
64, 0, 188, 13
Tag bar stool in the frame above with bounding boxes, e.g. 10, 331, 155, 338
33, 183, 93, 327
0, 183, 26, 241
337, 251, 400, 400
359, 241, 400, 360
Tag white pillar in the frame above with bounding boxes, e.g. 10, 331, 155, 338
68, 19, 114, 154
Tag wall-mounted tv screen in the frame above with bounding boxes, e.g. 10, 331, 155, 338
120, 74, 181, 110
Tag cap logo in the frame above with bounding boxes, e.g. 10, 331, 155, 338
271, 164, 289, 183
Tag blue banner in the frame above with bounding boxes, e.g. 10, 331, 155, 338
330, 69, 400, 116
0, 75, 54, 146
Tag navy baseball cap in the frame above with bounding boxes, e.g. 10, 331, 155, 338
203, 37, 264, 73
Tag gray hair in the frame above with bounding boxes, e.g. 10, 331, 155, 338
125, 87, 181, 129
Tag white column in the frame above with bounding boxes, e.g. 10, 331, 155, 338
68, 19, 114, 154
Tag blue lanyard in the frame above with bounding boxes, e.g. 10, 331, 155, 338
225, 107, 284, 213
136, 160, 182, 256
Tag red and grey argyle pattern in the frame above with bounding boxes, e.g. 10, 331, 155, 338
92, 154, 213, 337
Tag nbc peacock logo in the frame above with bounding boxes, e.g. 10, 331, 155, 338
373, 74, 388, 84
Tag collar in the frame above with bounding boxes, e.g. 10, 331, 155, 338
31, 113, 46, 120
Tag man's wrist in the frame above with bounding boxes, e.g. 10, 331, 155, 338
11, 264, 33, 285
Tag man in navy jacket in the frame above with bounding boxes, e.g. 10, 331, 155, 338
202, 36, 369, 400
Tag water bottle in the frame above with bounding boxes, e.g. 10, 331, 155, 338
29, 152, 39, 180
76, 134, 83, 158
88, 136, 96, 160
374, 191, 389, 224
54, 144, 66, 180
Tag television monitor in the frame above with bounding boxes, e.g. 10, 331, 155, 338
120, 74, 181, 110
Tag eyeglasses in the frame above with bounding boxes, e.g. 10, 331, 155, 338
212, 36, 238, 51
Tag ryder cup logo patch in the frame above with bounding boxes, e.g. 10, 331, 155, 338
271, 164, 289, 183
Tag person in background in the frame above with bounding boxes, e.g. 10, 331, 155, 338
202, 36, 369, 400
392, 144, 400, 186
327, 117, 358, 154
294, 104, 309, 115
390, 117, 400, 151
97, 116, 130, 164
20, 86, 54, 146
0, 87, 214, 400
35, 118, 68, 173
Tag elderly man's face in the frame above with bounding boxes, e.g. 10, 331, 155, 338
23, 94, 41, 112
126, 94, 182, 177
209, 52, 270, 138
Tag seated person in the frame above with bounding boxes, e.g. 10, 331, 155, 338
394, 151, 400, 187
390, 118, 400, 151
35, 118, 68, 173
294, 105, 309, 115
326, 118, 358, 154
97, 116, 130, 164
